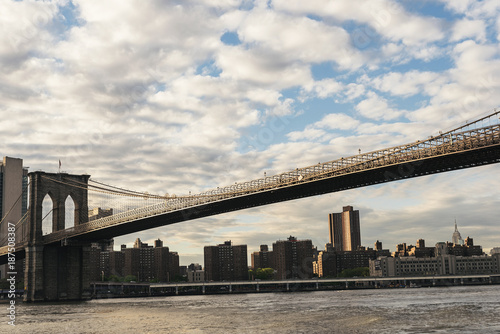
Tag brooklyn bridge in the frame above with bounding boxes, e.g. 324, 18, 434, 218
1, 110, 500, 302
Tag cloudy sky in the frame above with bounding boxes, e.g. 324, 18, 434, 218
2, 0, 500, 265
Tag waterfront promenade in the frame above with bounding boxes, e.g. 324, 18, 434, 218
89, 274, 500, 298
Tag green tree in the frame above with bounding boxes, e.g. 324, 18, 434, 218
108, 275, 122, 282
255, 268, 275, 280
337, 267, 369, 278
248, 269, 255, 280
172, 275, 188, 282
124, 275, 137, 282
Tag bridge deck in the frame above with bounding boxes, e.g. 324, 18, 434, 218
1, 112, 500, 261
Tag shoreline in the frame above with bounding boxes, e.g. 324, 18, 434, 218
3, 274, 499, 303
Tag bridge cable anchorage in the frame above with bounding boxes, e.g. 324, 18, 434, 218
16, 108, 500, 247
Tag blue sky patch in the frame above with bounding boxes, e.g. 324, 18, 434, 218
221, 31, 242, 46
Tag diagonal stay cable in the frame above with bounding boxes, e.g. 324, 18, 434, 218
0, 180, 29, 227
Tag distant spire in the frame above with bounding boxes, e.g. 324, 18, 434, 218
452, 220, 463, 245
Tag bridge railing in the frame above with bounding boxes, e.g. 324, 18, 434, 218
8, 126, 500, 249
3, 115, 497, 251
41, 114, 500, 244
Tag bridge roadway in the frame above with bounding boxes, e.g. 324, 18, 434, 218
50, 126, 500, 242
1, 114, 500, 264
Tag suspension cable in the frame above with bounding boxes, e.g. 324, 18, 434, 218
0, 210, 30, 246
0, 180, 29, 227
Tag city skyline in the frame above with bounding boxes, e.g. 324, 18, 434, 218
1, 1, 500, 265
123, 211, 492, 267
3, 153, 497, 267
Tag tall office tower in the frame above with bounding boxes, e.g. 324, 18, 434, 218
204, 241, 248, 282
328, 206, 361, 251
0, 156, 29, 279
0, 156, 28, 239
452, 220, 464, 245
272, 236, 313, 280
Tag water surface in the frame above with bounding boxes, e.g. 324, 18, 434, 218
5, 285, 500, 333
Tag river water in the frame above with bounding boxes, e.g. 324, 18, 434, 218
4, 285, 500, 333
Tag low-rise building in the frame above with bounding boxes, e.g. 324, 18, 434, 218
491, 247, 500, 255
370, 243, 500, 277
315, 241, 391, 278
90, 238, 179, 282
251, 245, 274, 270
188, 270, 205, 282
88, 207, 113, 221
187, 263, 205, 282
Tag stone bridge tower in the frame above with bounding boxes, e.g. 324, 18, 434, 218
24, 172, 92, 302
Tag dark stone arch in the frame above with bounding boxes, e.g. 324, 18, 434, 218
27, 171, 90, 244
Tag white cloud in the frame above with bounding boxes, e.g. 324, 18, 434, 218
451, 19, 487, 42
381, 42, 405, 63
273, 0, 446, 46
301, 79, 344, 100
216, 46, 312, 88
425, 41, 500, 117
439, 0, 500, 20
344, 83, 366, 101
355, 91, 405, 121
369, 71, 444, 97
318, 113, 361, 130
0, 1, 59, 69
287, 128, 327, 142
286, 113, 360, 142
438, 0, 475, 14
235, 7, 366, 70
498, 16, 500, 42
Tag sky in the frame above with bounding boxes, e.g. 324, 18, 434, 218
1, 0, 500, 265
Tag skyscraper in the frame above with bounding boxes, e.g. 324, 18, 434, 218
452, 220, 464, 245
0, 156, 28, 237
0, 156, 28, 279
328, 205, 361, 251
